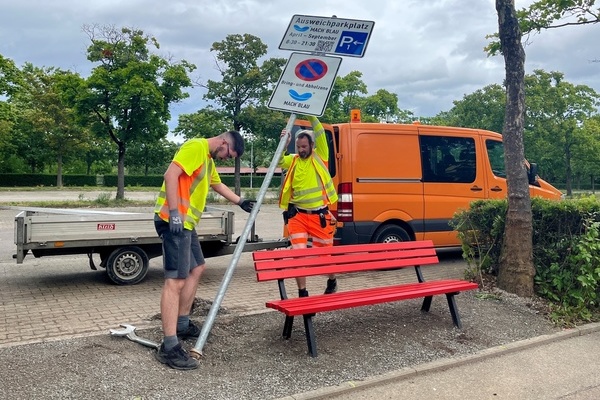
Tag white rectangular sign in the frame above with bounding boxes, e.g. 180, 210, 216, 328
279, 15, 374, 58
268, 53, 342, 116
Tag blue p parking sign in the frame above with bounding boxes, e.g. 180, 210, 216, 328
336, 31, 369, 56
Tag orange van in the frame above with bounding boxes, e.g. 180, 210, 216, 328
290, 116, 562, 248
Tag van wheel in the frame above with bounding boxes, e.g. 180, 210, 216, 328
372, 225, 411, 243
106, 246, 149, 285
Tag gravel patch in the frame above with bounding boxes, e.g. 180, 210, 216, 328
0, 289, 559, 400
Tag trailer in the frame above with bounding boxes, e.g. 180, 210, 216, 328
12, 206, 288, 285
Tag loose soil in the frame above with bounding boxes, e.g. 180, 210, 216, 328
0, 289, 560, 400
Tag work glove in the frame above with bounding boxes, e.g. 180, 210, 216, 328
168, 209, 183, 234
238, 198, 256, 213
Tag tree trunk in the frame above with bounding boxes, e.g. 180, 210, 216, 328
56, 153, 63, 188
116, 142, 125, 200
234, 157, 241, 195
496, 0, 535, 297
565, 135, 573, 196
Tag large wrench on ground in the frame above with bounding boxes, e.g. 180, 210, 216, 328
109, 323, 160, 350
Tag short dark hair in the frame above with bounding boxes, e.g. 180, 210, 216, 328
226, 130, 245, 156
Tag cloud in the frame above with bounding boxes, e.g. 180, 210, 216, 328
1, 0, 598, 126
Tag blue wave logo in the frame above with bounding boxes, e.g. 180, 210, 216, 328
289, 90, 312, 102
293, 24, 310, 32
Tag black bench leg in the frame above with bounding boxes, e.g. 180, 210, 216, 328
303, 315, 317, 357
446, 293, 462, 328
282, 316, 294, 339
421, 295, 433, 312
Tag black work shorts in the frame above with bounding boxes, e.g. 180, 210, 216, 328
154, 215, 205, 279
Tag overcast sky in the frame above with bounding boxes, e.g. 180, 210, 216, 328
1, 0, 599, 130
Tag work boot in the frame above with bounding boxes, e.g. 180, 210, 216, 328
324, 278, 338, 294
177, 321, 201, 340
298, 288, 315, 316
155, 342, 198, 370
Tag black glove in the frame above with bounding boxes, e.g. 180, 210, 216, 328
238, 198, 255, 213
169, 209, 183, 234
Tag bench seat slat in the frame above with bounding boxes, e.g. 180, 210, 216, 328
254, 248, 437, 272
266, 280, 479, 316
256, 255, 439, 281
252, 240, 436, 262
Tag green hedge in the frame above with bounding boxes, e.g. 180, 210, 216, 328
451, 196, 600, 325
0, 173, 283, 188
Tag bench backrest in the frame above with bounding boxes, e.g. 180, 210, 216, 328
252, 241, 438, 282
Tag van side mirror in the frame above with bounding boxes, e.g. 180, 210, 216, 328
528, 163, 540, 186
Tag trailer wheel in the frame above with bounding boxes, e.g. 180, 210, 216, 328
372, 224, 411, 243
106, 246, 149, 285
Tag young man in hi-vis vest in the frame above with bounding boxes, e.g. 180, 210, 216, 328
154, 130, 255, 370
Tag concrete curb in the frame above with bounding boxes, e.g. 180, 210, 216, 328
276, 321, 600, 400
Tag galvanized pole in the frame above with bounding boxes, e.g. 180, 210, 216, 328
190, 113, 296, 358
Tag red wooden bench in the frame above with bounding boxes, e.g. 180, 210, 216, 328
252, 240, 479, 357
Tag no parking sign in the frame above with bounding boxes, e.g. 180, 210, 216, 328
268, 52, 342, 116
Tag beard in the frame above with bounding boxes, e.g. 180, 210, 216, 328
211, 145, 224, 159
298, 148, 312, 159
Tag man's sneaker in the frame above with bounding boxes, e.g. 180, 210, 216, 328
155, 342, 198, 370
324, 278, 338, 294
177, 321, 201, 340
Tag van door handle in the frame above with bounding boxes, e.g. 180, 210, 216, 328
490, 186, 503, 192
470, 186, 483, 192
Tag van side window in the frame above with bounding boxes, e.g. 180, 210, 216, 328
485, 140, 506, 178
420, 136, 476, 183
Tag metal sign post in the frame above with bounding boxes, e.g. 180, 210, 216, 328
191, 13, 374, 360
191, 114, 297, 358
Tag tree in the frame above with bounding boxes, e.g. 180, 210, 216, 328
487, 1, 600, 55
0, 55, 22, 172
65, 25, 195, 199
18, 65, 87, 186
488, 0, 600, 296
323, 71, 368, 122
524, 70, 600, 195
431, 84, 506, 133
127, 138, 178, 176
173, 108, 230, 141
495, 0, 535, 297
203, 34, 285, 194
361, 89, 400, 123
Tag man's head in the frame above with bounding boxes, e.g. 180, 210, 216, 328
295, 129, 314, 159
212, 130, 244, 160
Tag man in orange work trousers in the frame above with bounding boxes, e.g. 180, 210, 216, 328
279, 115, 338, 297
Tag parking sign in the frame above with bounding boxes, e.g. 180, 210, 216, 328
279, 15, 375, 58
